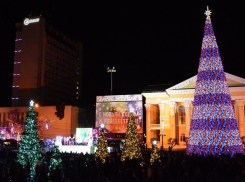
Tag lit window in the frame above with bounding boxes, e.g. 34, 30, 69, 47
76, 92, 78, 94
180, 133, 186, 142
179, 105, 186, 124
76, 86, 79, 89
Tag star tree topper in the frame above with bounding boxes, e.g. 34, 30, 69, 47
30, 100, 34, 107
204, 6, 212, 20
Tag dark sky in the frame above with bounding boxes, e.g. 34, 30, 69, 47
0, 1, 245, 108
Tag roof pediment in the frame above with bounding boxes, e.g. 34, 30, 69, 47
166, 72, 245, 91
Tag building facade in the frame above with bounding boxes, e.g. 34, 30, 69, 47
142, 72, 245, 149
0, 105, 79, 139
12, 16, 83, 107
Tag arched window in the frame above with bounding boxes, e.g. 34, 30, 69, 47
180, 133, 186, 142
179, 105, 186, 124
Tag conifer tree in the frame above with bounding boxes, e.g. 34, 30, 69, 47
17, 100, 42, 176
150, 140, 161, 165
49, 145, 62, 172
121, 112, 142, 161
95, 124, 109, 163
187, 7, 244, 156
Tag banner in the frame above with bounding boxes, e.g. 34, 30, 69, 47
96, 98, 143, 133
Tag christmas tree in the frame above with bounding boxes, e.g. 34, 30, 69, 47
95, 124, 109, 163
17, 100, 42, 176
121, 112, 142, 161
49, 145, 62, 172
186, 7, 244, 156
150, 140, 161, 165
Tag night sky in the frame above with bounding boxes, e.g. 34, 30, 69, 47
0, 1, 245, 108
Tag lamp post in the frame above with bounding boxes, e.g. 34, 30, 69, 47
35, 104, 50, 139
107, 67, 116, 95
159, 116, 166, 150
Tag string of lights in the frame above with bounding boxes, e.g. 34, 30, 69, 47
186, 7, 244, 156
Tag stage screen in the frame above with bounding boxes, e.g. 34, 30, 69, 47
96, 95, 143, 133
76, 128, 93, 146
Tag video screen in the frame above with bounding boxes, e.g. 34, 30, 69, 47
96, 95, 143, 133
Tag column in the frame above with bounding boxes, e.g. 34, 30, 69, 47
184, 100, 192, 137
236, 99, 245, 137
145, 104, 152, 147
151, 105, 157, 140
170, 101, 176, 138
159, 103, 165, 147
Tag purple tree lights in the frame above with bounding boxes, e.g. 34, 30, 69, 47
186, 7, 244, 156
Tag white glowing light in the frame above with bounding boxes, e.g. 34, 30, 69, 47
130, 108, 134, 113
100, 123, 105, 129
153, 140, 157, 145
30, 100, 34, 106
24, 18, 40, 25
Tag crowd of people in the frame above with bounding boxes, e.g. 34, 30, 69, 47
0, 145, 245, 182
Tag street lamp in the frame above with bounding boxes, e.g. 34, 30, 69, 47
159, 116, 166, 150
107, 67, 116, 95
35, 103, 50, 139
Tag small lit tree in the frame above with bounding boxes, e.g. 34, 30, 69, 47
121, 112, 142, 161
6, 108, 24, 135
95, 124, 109, 163
49, 145, 62, 174
17, 100, 42, 177
150, 139, 161, 165
6, 108, 44, 138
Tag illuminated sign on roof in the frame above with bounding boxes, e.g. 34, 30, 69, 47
23, 18, 40, 25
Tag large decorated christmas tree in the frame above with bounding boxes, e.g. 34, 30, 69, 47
95, 124, 109, 163
121, 112, 142, 161
186, 7, 244, 156
17, 100, 42, 176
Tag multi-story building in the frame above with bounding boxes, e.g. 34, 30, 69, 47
12, 15, 83, 107
142, 72, 245, 149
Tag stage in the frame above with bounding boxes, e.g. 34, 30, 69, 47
58, 145, 94, 154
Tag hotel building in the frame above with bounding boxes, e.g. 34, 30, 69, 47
12, 16, 83, 107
